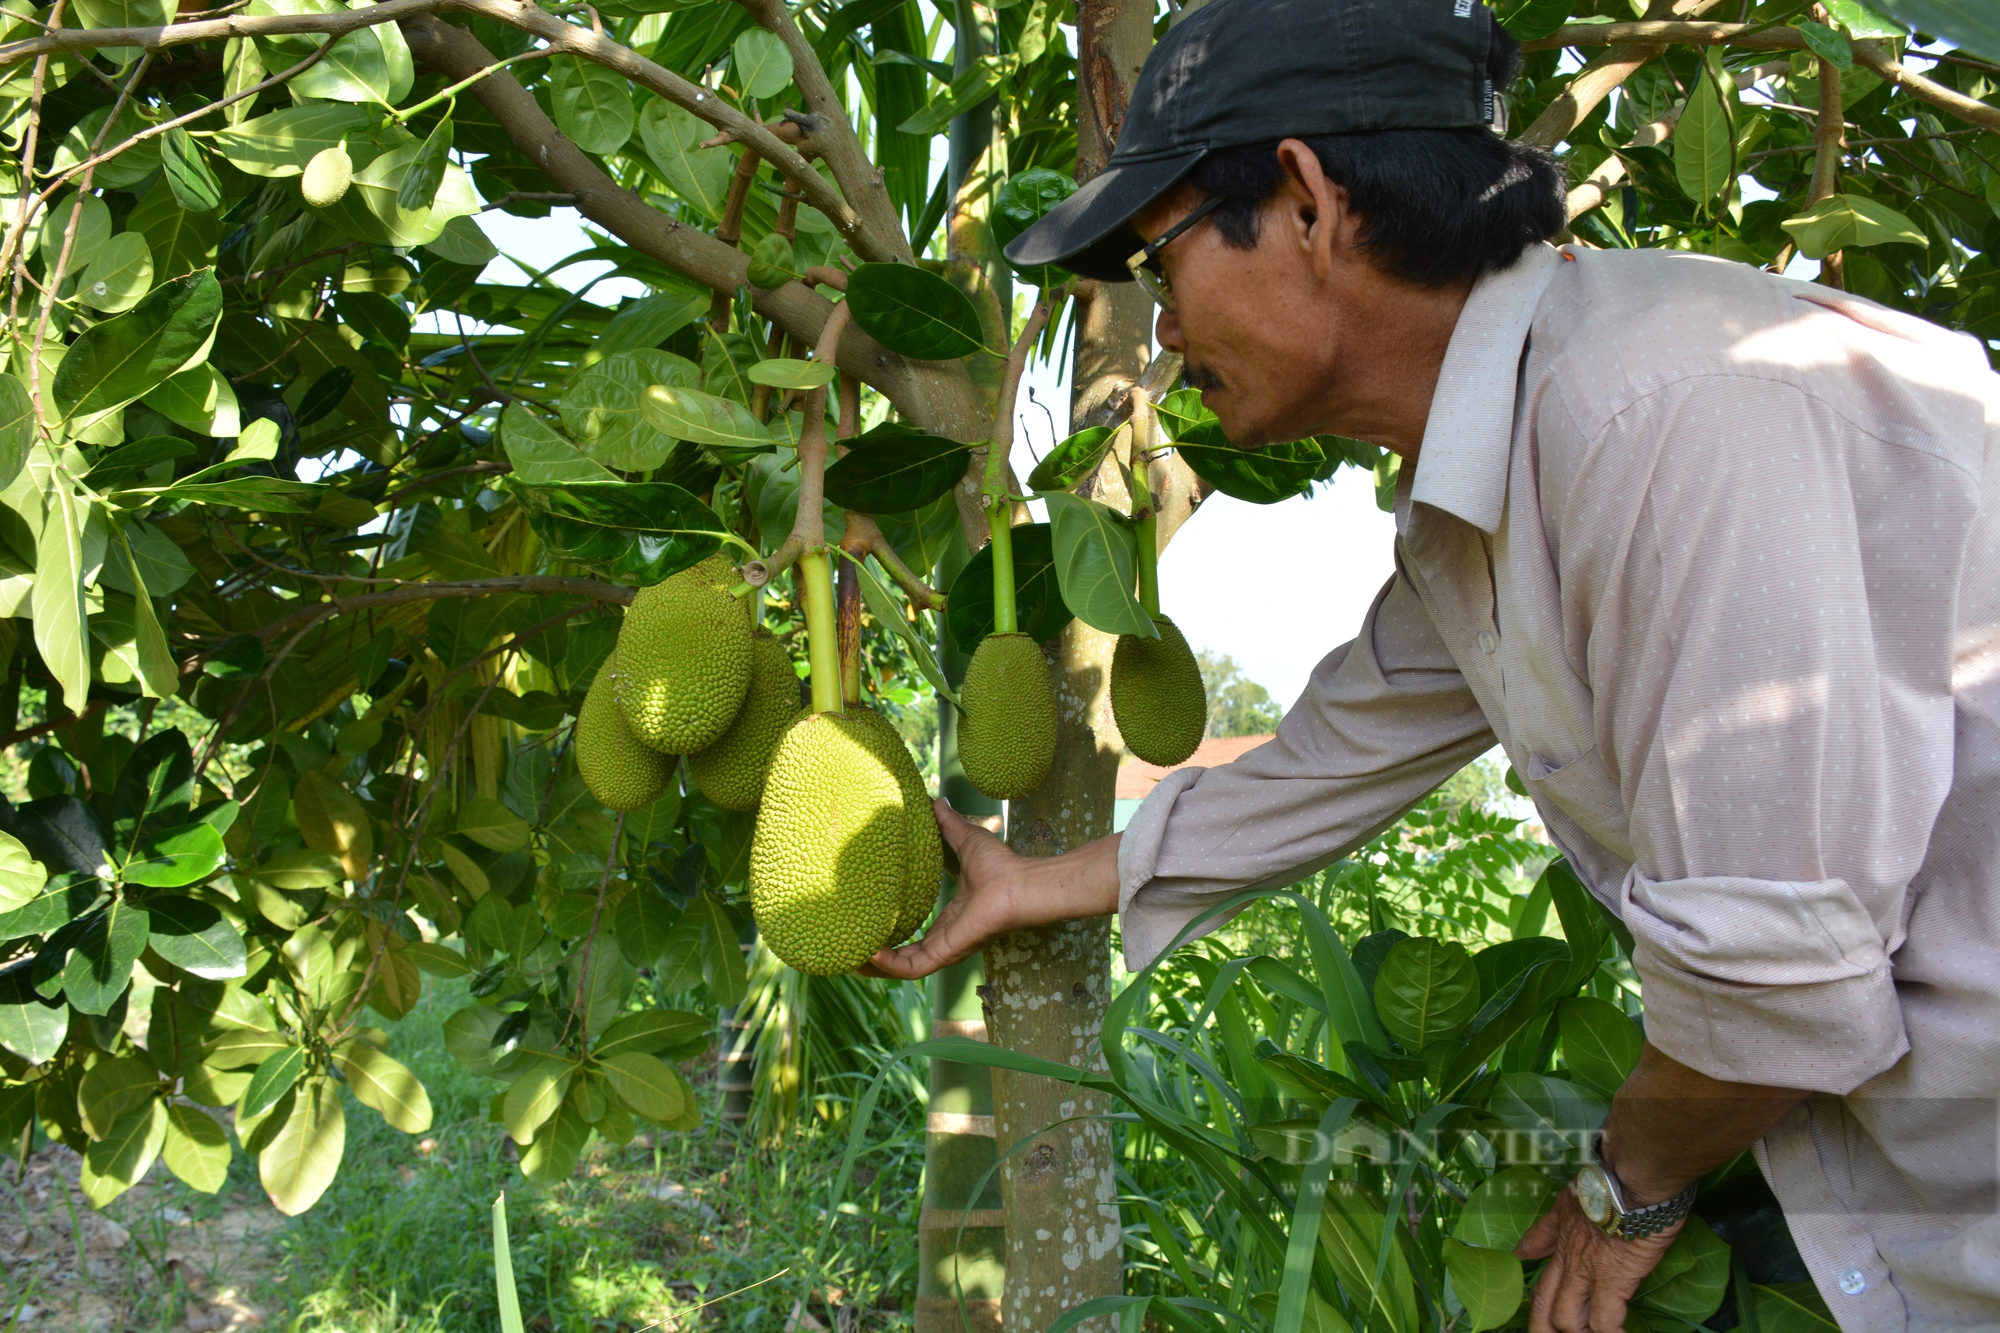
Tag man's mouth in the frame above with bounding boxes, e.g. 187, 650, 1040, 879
1183, 363, 1222, 393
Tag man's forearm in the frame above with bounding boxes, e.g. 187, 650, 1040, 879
1599, 1042, 1810, 1204
1006, 831, 1123, 929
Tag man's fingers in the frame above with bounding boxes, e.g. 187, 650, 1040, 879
1548, 1265, 1592, 1333
1588, 1279, 1631, 1333
1526, 1255, 1563, 1333
1516, 1205, 1561, 1259
933, 800, 990, 853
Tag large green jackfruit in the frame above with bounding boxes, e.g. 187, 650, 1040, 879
957, 633, 1056, 800
576, 656, 676, 811
1112, 615, 1206, 766
847, 707, 943, 945
613, 556, 752, 754
689, 629, 801, 811
749, 712, 910, 975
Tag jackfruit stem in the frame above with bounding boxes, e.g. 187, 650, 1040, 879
1129, 386, 1163, 618
983, 290, 1063, 638
799, 548, 843, 714
1136, 512, 1160, 618
987, 513, 1018, 635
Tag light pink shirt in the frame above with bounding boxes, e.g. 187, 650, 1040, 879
1118, 243, 2000, 1329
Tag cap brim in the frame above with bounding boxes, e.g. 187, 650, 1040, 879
1001, 148, 1205, 282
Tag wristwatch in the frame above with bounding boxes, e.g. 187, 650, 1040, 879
1572, 1134, 1697, 1241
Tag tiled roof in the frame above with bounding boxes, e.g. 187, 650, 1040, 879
1115, 734, 1276, 800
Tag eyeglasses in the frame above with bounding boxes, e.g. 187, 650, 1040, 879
1125, 196, 1222, 311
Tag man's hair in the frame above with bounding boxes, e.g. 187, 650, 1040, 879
1184, 31, 1566, 288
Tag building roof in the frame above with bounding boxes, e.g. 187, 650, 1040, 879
1115, 734, 1276, 800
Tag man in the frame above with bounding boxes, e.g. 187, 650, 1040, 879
868, 0, 2000, 1328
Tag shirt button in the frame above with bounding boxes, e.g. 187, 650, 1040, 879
1839, 1270, 1868, 1296
1478, 630, 1498, 655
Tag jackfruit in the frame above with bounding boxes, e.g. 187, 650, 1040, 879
1111, 615, 1206, 766
614, 557, 753, 753
301, 144, 353, 208
957, 633, 1057, 800
576, 656, 676, 811
847, 706, 943, 944
688, 628, 801, 811
749, 712, 910, 975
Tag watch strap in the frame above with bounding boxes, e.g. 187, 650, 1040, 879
1591, 1135, 1697, 1241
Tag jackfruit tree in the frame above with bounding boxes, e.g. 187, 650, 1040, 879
0, 0, 1993, 1326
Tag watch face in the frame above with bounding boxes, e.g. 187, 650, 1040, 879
1576, 1166, 1615, 1227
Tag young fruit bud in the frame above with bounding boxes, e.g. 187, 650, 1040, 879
301, 144, 353, 209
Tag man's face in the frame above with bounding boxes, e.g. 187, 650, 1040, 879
1131, 183, 1346, 449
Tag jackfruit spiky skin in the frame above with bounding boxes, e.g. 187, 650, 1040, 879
846, 707, 942, 944
749, 712, 909, 975
575, 656, 676, 812
688, 629, 801, 811
613, 560, 753, 754
957, 633, 1057, 800
301, 145, 352, 208
1111, 615, 1206, 766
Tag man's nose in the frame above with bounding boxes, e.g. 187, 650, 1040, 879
1155, 308, 1184, 353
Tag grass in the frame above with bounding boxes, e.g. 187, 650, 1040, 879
255, 982, 929, 1333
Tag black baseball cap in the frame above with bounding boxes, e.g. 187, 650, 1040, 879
1005, 0, 1506, 282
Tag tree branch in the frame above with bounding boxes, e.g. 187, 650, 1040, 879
252, 576, 633, 643
399, 15, 989, 443
0, 0, 449, 63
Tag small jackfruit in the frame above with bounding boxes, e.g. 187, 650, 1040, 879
301, 144, 353, 208
749, 712, 910, 975
847, 707, 943, 945
957, 633, 1057, 800
1111, 615, 1206, 766
576, 656, 676, 811
614, 557, 753, 753
689, 628, 801, 811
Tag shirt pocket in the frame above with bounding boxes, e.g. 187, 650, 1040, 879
1527, 746, 1633, 862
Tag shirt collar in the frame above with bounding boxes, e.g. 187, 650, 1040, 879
1407, 243, 1567, 534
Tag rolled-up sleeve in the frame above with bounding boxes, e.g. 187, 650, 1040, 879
1559, 372, 1982, 1093
1118, 559, 1495, 969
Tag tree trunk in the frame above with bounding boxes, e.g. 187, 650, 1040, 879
979, 2, 1156, 1329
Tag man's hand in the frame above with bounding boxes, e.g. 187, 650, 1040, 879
1515, 1187, 1680, 1333
859, 803, 1121, 980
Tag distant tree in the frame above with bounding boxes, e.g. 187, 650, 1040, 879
1196, 651, 1285, 739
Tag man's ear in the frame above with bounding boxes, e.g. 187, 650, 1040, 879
1273, 139, 1353, 277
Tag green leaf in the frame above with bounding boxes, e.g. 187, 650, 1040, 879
1485, 1071, 1607, 1165
849, 554, 960, 708
521, 1095, 592, 1182
0, 373, 32, 495
64, 899, 150, 1015
142, 364, 240, 437
1043, 492, 1153, 637
162, 1104, 231, 1193
511, 480, 724, 586
203, 1027, 293, 1071
896, 56, 1004, 137
639, 99, 732, 218
1750, 1282, 1841, 1332
1451, 1166, 1558, 1251
137, 476, 326, 512
1796, 18, 1853, 69
253, 849, 344, 890
1028, 424, 1116, 492
598, 291, 708, 358
845, 263, 986, 360
53, 269, 222, 420
502, 403, 615, 485
639, 384, 774, 459
146, 895, 247, 979
1556, 996, 1642, 1096
1673, 60, 1734, 205
746, 232, 797, 288
77, 233, 154, 315
242, 1045, 308, 1118
455, 796, 531, 853
945, 522, 1070, 650
71, 0, 170, 34
731, 28, 793, 99
1633, 1216, 1730, 1324
1823, 0, 1903, 37
696, 892, 746, 1008
561, 349, 696, 472
79, 1055, 158, 1140
1498, 0, 1572, 40
599, 1051, 687, 1124
0, 968, 66, 1064
549, 55, 635, 155
503, 1059, 571, 1144
38, 194, 113, 271
613, 881, 680, 966
594, 1009, 709, 1059
259, 1076, 345, 1215
55, 104, 160, 188
123, 822, 227, 888
746, 358, 835, 390
1317, 1179, 1419, 1333
250, 0, 411, 105
0, 829, 47, 912
1444, 1238, 1524, 1332
312, 139, 479, 248
1781, 193, 1928, 259
81, 1101, 167, 1206
333, 1041, 433, 1133
161, 128, 223, 212
213, 104, 372, 177
821, 424, 970, 513
992, 168, 1078, 287
1373, 936, 1480, 1050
